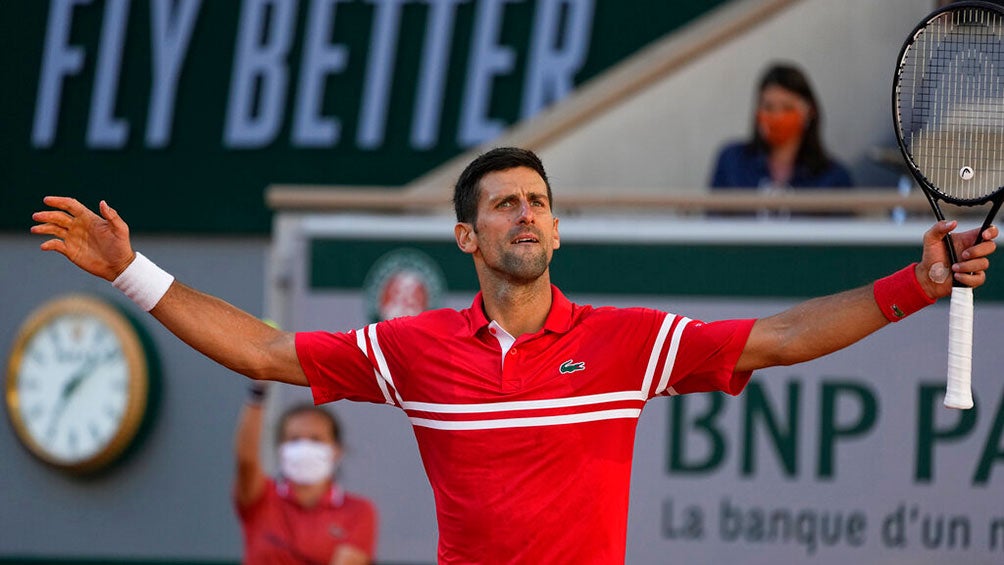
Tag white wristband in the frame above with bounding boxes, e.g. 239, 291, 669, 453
112, 252, 175, 311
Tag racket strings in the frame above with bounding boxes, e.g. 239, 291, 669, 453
898, 7, 1004, 202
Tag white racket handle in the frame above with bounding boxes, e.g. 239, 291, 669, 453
944, 286, 974, 409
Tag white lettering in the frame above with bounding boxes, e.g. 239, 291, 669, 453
357, 0, 409, 149
522, 0, 593, 118
225, 0, 298, 148
457, 0, 518, 147
410, 0, 466, 149
29, 0, 597, 152
292, 0, 349, 147
86, 0, 130, 148
147, 0, 203, 147
32, 0, 90, 148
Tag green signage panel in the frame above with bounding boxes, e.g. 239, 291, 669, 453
310, 239, 1004, 302
2, 0, 726, 234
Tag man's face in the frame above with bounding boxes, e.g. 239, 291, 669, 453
456, 166, 560, 284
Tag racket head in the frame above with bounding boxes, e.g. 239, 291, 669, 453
893, 1, 1004, 206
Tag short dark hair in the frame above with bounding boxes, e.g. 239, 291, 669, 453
453, 147, 552, 224
276, 403, 342, 446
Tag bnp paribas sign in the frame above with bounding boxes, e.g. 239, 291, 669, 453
3, 0, 723, 233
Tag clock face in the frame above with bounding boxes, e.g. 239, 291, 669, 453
5, 295, 151, 473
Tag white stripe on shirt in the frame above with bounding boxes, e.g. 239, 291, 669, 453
356, 327, 395, 405
640, 314, 675, 396
401, 390, 646, 414
409, 408, 642, 431
367, 323, 403, 406
655, 317, 691, 395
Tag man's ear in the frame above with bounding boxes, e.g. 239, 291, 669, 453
455, 222, 477, 254
552, 217, 560, 250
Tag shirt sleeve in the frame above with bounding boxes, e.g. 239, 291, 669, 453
710, 146, 729, 188
234, 477, 275, 526
664, 318, 756, 396
825, 161, 855, 187
709, 142, 761, 189
710, 143, 743, 188
295, 329, 394, 406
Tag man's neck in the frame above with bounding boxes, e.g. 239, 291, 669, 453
480, 276, 553, 338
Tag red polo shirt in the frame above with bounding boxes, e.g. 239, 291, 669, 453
237, 479, 377, 565
296, 286, 754, 564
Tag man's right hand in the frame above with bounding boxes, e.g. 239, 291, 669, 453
32, 197, 136, 281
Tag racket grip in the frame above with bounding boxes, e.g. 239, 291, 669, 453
944, 287, 974, 409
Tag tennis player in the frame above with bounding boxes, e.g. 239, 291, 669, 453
32, 147, 997, 563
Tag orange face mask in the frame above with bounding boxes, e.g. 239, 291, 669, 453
757, 109, 805, 147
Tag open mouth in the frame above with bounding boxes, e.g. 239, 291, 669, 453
511, 234, 540, 245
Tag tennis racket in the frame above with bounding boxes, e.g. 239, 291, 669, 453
893, 1, 1004, 410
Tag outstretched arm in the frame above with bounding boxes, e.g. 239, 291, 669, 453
736, 221, 998, 372
32, 196, 307, 385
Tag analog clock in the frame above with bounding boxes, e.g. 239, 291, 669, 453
5, 294, 157, 474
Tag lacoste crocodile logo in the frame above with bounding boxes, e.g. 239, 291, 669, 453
559, 359, 586, 374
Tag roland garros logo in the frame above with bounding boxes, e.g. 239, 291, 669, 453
363, 249, 446, 322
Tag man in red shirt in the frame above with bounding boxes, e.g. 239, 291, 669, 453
32, 147, 999, 563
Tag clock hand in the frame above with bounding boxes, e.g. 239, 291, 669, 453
63, 355, 101, 397
45, 348, 123, 437
45, 355, 100, 439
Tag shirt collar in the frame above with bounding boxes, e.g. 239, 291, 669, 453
465, 284, 574, 336
277, 479, 345, 508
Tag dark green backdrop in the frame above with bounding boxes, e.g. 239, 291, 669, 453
2, 0, 727, 234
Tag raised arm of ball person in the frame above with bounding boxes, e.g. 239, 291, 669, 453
234, 383, 268, 508
31, 197, 307, 386
736, 220, 998, 372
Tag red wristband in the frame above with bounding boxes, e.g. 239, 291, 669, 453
873, 263, 936, 322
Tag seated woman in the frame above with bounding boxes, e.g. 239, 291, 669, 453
710, 62, 853, 216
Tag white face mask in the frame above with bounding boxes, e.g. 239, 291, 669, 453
279, 439, 338, 485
